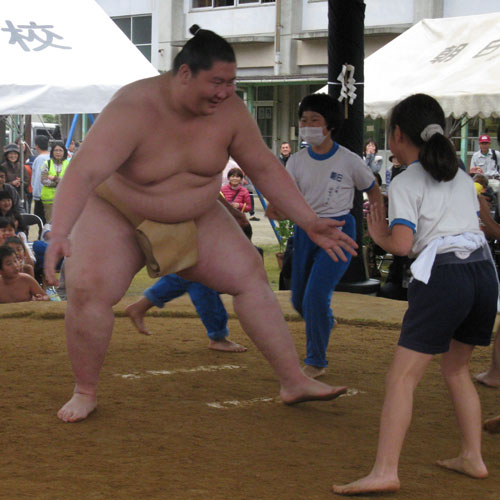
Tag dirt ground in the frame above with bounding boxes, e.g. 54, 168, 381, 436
1, 292, 499, 500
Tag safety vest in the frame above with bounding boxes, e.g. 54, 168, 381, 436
40, 159, 69, 204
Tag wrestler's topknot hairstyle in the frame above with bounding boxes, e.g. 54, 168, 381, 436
172, 24, 236, 75
298, 93, 344, 140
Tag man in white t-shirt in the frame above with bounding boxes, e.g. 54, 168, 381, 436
30, 135, 50, 223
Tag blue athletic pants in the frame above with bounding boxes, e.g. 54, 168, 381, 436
291, 214, 355, 368
144, 274, 229, 341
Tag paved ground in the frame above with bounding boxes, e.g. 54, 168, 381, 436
247, 200, 280, 246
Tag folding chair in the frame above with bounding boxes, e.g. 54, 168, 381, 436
20, 213, 44, 240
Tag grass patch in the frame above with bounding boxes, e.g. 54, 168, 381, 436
125, 243, 283, 297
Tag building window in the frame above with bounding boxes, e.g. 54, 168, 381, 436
256, 105, 273, 148
192, 0, 274, 8
113, 15, 152, 62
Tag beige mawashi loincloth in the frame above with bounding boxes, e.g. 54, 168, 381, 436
95, 183, 198, 278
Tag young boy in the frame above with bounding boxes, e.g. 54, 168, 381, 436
0, 216, 16, 245
5, 236, 35, 277
0, 246, 48, 303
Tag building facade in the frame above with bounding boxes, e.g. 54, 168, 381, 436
95, 0, 500, 161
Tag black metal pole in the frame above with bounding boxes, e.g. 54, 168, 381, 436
328, 0, 378, 290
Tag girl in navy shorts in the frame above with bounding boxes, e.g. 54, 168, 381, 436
333, 94, 498, 496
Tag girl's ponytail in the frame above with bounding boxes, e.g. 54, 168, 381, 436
389, 94, 458, 182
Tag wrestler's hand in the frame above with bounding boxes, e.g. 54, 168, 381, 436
44, 235, 71, 286
305, 218, 358, 262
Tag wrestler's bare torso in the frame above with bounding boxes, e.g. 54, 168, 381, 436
93, 70, 245, 223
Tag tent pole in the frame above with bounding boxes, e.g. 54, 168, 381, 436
19, 115, 25, 209
66, 114, 80, 149
82, 114, 88, 138
460, 115, 469, 167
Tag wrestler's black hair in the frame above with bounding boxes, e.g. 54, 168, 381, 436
0, 245, 15, 268
172, 25, 236, 76
227, 167, 244, 179
389, 94, 457, 182
298, 93, 344, 140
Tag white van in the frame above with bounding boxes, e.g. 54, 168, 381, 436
31, 122, 61, 147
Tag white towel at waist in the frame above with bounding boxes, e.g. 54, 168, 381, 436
410, 232, 487, 284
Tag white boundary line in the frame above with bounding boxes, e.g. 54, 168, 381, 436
114, 364, 245, 380
206, 388, 366, 410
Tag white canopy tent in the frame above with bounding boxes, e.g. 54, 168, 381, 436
320, 12, 500, 119
0, 0, 159, 114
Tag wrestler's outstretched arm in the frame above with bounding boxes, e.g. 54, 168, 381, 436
228, 97, 357, 262
44, 91, 144, 284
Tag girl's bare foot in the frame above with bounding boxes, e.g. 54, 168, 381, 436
332, 474, 400, 496
484, 415, 500, 434
436, 456, 488, 479
474, 371, 500, 388
57, 392, 97, 423
208, 338, 247, 352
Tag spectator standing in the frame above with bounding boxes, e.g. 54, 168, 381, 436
40, 142, 70, 222
1, 144, 29, 206
363, 139, 383, 174
470, 134, 500, 191
220, 167, 252, 213
31, 135, 50, 223
279, 142, 292, 166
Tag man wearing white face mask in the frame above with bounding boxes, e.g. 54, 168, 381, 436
267, 93, 382, 378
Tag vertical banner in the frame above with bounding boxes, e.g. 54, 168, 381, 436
328, 0, 374, 286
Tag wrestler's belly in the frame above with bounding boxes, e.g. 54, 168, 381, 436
105, 174, 221, 223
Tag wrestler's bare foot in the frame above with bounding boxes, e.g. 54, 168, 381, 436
332, 474, 400, 496
436, 456, 488, 479
125, 303, 152, 336
474, 371, 500, 388
484, 415, 500, 434
208, 338, 248, 352
281, 377, 347, 405
57, 392, 97, 423
302, 364, 326, 379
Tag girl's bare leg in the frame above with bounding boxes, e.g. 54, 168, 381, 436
333, 346, 432, 496
437, 340, 488, 478
475, 326, 500, 387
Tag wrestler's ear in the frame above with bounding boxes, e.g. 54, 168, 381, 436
177, 63, 193, 84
